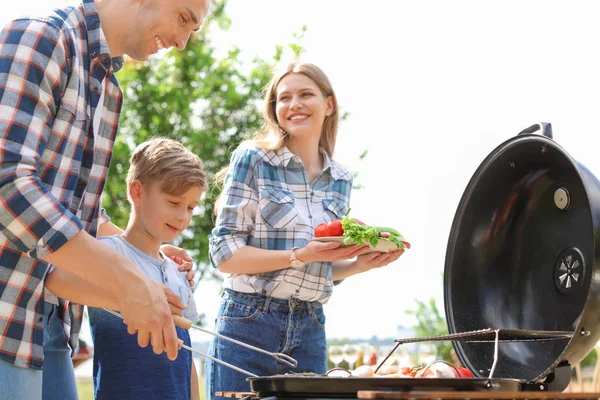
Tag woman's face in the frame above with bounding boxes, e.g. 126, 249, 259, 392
275, 73, 334, 141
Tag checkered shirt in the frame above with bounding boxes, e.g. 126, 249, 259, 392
209, 143, 353, 303
0, 0, 123, 369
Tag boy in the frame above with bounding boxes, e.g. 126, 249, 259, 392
47, 137, 206, 400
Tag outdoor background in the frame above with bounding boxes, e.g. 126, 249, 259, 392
4, 0, 600, 398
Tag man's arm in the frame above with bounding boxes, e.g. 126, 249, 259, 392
45, 267, 185, 316
98, 219, 124, 237
0, 20, 181, 360
45, 268, 119, 310
98, 219, 196, 285
44, 231, 184, 358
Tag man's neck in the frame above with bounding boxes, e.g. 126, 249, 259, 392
95, 0, 124, 57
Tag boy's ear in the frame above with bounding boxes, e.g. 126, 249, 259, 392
129, 180, 144, 204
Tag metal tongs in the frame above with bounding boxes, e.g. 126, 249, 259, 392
103, 308, 298, 377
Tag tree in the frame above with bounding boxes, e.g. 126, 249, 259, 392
103, 1, 303, 283
405, 296, 453, 363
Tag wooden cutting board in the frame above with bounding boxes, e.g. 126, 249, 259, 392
358, 391, 600, 399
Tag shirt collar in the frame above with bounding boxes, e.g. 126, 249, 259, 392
272, 146, 347, 181
82, 0, 124, 72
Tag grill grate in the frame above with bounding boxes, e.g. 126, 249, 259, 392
376, 328, 573, 379
357, 390, 600, 399
393, 328, 573, 345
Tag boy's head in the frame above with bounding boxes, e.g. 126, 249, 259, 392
126, 137, 206, 241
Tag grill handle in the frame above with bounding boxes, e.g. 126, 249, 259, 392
518, 122, 553, 139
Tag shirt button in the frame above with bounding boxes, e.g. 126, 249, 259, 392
309, 215, 313, 219
164, 276, 169, 283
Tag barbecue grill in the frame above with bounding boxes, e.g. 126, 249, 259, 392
219, 123, 600, 400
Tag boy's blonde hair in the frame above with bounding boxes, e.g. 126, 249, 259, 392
126, 137, 206, 199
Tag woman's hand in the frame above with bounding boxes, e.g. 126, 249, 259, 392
354, 248, 405, 273
297, 240, 370, 263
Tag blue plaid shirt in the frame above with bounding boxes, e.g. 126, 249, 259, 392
0, 0, 123, 369
209, 143, 353, 303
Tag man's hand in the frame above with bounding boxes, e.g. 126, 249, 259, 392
161, 244, 195, 287
117, 276, 186, 360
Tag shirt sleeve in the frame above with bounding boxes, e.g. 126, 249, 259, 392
0, 19, 83, 260
208, 146, 259, 267
99, 208, 111, 226
182, 287, 199, 323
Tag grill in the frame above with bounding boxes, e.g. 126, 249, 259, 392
219, 122, 600, 400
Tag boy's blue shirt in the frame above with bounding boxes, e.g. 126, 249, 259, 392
88, 235, 198, 400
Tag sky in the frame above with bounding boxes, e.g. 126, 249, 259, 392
4, 0, 600, 362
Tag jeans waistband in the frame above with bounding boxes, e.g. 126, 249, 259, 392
224, 289, 322, 313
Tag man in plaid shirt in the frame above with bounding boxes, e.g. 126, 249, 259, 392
0, 0, 210, 398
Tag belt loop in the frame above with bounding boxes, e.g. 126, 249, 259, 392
307, 301, 320, 316
263, 295, 272, 313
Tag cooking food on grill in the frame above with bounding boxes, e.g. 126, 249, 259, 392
344, 361, 474, 378
312, 213, 410, 252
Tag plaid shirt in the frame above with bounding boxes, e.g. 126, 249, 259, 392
0, 0, 123, 369
209, 143, 353, 303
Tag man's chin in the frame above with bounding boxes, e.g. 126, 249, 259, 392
125, 51, 149, 62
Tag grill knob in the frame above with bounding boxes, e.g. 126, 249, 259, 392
554, 187, 570, 210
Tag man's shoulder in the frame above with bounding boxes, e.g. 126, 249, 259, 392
5, 6, 83, 36
1, 6, 85, 60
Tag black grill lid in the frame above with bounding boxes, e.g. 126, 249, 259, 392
444, 123, 600, 382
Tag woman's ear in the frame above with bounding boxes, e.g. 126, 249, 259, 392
325, 95, 335, 117
129, 180, 144, 205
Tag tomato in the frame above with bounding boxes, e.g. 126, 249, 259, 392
314, 220, 344, 237
324, 220, 344, 236
456, 367, 473, 378
402, 241, 411, 249
315, 223, 328, 237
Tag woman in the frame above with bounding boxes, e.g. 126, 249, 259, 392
206, 62, 404, 399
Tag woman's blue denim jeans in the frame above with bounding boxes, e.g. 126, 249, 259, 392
204, 290, 327, 400
42, 302, 78, 400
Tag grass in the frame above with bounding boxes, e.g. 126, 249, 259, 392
76, 379, 94, 400
76, 376, 206, 400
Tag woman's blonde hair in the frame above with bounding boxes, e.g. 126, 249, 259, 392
213, 62, 338, 214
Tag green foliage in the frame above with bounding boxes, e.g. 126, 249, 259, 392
405, 297, 453, 362
104, 0, 304, 283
